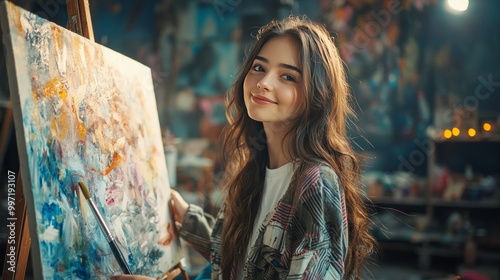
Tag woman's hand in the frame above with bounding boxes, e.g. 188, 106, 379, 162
170, 189, 189, 224
110, 275, 154, 280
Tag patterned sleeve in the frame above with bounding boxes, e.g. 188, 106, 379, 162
177, 204, 216, 260
288, 166, 348, 279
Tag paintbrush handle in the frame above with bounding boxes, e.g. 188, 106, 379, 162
108, 239, 132, 274
87, 199, 114, 239
86, 198, 131, 274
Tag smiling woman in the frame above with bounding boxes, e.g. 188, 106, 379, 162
243, 35, 304, 131
113, 15, 376, 280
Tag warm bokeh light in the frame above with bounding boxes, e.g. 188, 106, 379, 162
447, 0, 469, 12
444, 129, 452, 139
452, 127, 460, 136
483, 122, 492, 131
468, 128, 476, 137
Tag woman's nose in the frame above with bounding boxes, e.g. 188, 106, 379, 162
257, 73, 273, 91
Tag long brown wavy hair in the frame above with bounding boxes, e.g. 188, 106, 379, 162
220, 15, 376, 279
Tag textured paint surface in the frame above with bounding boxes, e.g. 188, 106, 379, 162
0, 2, 182, 279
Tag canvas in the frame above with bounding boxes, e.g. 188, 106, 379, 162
0, 2, 182, 279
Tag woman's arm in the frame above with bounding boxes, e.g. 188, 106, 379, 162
172, 189, 216, 260
288, 167, 348, 279
171, 189, 189, 224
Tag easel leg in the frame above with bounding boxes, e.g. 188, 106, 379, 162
2, 174, 31, 280
0, 106, 13, 172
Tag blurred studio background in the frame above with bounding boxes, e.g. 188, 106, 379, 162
1, 0, 500, 279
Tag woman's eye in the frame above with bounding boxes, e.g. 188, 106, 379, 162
282, 74, 296, 82
252, 65, 264, 72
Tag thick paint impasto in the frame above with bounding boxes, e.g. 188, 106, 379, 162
0, 2, 182, 279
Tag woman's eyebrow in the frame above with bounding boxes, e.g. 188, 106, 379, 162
255, 56, 302, 75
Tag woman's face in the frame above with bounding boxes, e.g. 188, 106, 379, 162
243, 36, 305, 129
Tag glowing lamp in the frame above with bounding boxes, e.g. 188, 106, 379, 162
468, 128, 476, 137
483, 122, 492, 132
447, 0, 469, 12
444, 129, 452, 139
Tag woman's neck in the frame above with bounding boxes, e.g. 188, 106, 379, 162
264, 124, 294, 169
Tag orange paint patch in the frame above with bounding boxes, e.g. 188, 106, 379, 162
76, 121, 86, 141
100, 153, 123, 176
43, 77, 67, 100
32, 89, 38, 101
158, 223, 174, 246
50, 109, 71, 140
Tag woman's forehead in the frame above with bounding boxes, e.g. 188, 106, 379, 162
257, 36, 302, 69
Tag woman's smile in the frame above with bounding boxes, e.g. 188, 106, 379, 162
251, 94, 277, 105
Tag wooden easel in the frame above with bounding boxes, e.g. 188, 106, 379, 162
1, 1, 188, 279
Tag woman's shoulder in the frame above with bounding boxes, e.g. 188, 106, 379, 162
297, 162, 339, 183
295, 162, 341, 195
318, 164, 341, 189
292, 163, 345, 221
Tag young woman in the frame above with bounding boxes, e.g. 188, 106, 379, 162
113, 15, 375, 280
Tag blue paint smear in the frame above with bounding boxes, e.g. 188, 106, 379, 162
41, 202, 63, 227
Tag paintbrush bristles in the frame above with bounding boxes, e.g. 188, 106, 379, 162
78, 181, 91, 199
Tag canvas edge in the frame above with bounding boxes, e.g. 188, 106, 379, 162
0, 2, 45, 279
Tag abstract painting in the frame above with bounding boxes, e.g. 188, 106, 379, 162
0, 2, 182, 279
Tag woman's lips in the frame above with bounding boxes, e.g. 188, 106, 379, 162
251, 94, 277, 104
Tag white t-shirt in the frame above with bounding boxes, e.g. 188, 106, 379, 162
246, 162, 294, 259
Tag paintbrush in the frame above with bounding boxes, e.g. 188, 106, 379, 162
78, 181, 132, 274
